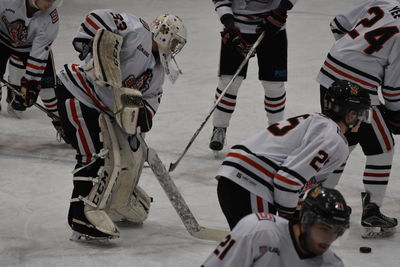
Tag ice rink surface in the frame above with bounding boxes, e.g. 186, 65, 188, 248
0, 0, 399, 266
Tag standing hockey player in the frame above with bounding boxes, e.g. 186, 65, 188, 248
316, 0, 398, 237
209, 0, 298, 152
0, 0, 60, 120
216, 80, 370, 230
202, 186, 350, 267
55, 10, 187, 240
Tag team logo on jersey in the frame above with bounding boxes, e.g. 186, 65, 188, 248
123, 69, 153, 93
1, 17, 28, 45
50, 9, 59, 24
256, 212, 275, 221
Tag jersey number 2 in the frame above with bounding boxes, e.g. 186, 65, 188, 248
213, 235, 236, 260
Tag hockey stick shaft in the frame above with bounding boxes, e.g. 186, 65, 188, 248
137, 134, 229, 241
168, 32, 265, 172
0, 77, 60, 121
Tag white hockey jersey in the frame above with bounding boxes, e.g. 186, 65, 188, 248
212, 0, 299, 33
202, 213, 344, 267
58, 9, 164, 117
217, 113, 348, 214
0, 0, 59, 81
317, 0, 400, 110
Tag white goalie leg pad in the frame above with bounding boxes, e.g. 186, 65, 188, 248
84, 29, 123, 87
114, 87, 143, 135
106, 124, 150, 223
109, 185, 151, 223
82, 113, 121, 236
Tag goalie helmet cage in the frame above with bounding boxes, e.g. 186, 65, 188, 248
136, 134, 229, 241
168, 32, 265, 172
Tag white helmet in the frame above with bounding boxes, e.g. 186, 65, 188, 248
28, 0, 63, 9
150, 14, 187, 83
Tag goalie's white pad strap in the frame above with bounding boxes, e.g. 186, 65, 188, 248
91, 29, 123, 87
73, 176, 99, 183
114, 87, 143, 134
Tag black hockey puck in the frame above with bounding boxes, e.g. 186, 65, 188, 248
359, 246, 372, 253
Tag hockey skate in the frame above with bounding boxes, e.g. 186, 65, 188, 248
70, 230, 116, 243
6, 87, 24, 119
209, 127, 226, 155
361, 192, 398, 238
6, 102, 23, 118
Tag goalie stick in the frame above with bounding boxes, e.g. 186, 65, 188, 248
136, 134, 229, 241
168, 32, 265, 172
0, 77, 60, 122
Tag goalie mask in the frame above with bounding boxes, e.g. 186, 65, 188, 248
150, 14, 187, 84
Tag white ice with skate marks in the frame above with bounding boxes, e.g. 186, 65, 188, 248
0, 0, 399, 266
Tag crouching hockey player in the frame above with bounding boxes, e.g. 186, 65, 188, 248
55, 9, 187, 240
202, 186, 351, 266
215, 80, 371, 230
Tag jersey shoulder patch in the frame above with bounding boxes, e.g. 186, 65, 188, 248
256, 212, 276, 221
49, 9, 59, 24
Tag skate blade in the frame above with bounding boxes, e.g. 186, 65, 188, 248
361, 227, 396, 238
69, 231, 117, 243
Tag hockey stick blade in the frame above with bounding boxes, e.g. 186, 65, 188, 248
191, 226, 229, 241
137, 134, 228, 241
0, 77, 60, 121
168, 32, 265, 173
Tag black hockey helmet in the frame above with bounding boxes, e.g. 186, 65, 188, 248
323, 80, 371, 126
300, 186, 351, 236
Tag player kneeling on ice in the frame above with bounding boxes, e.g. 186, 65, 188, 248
215, 80, 371, 230
202, 186, 351, 267
54, 10, 187, 240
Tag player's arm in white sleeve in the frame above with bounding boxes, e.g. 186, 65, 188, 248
378, 35, 400, 134
329, 0, 374, 40
273, 125, 348, 218
25, 10, 59, 81
202, 214, 277, 267
212, 0, 233, 25
72, 9, 128, 60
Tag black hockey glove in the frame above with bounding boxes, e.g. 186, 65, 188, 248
16, 77, 41, 108
220, 14, 252, 56
257, 10, 287, 36
382, 106, 400, 134
257, 0, 293, 36
7, 85, 26, 111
